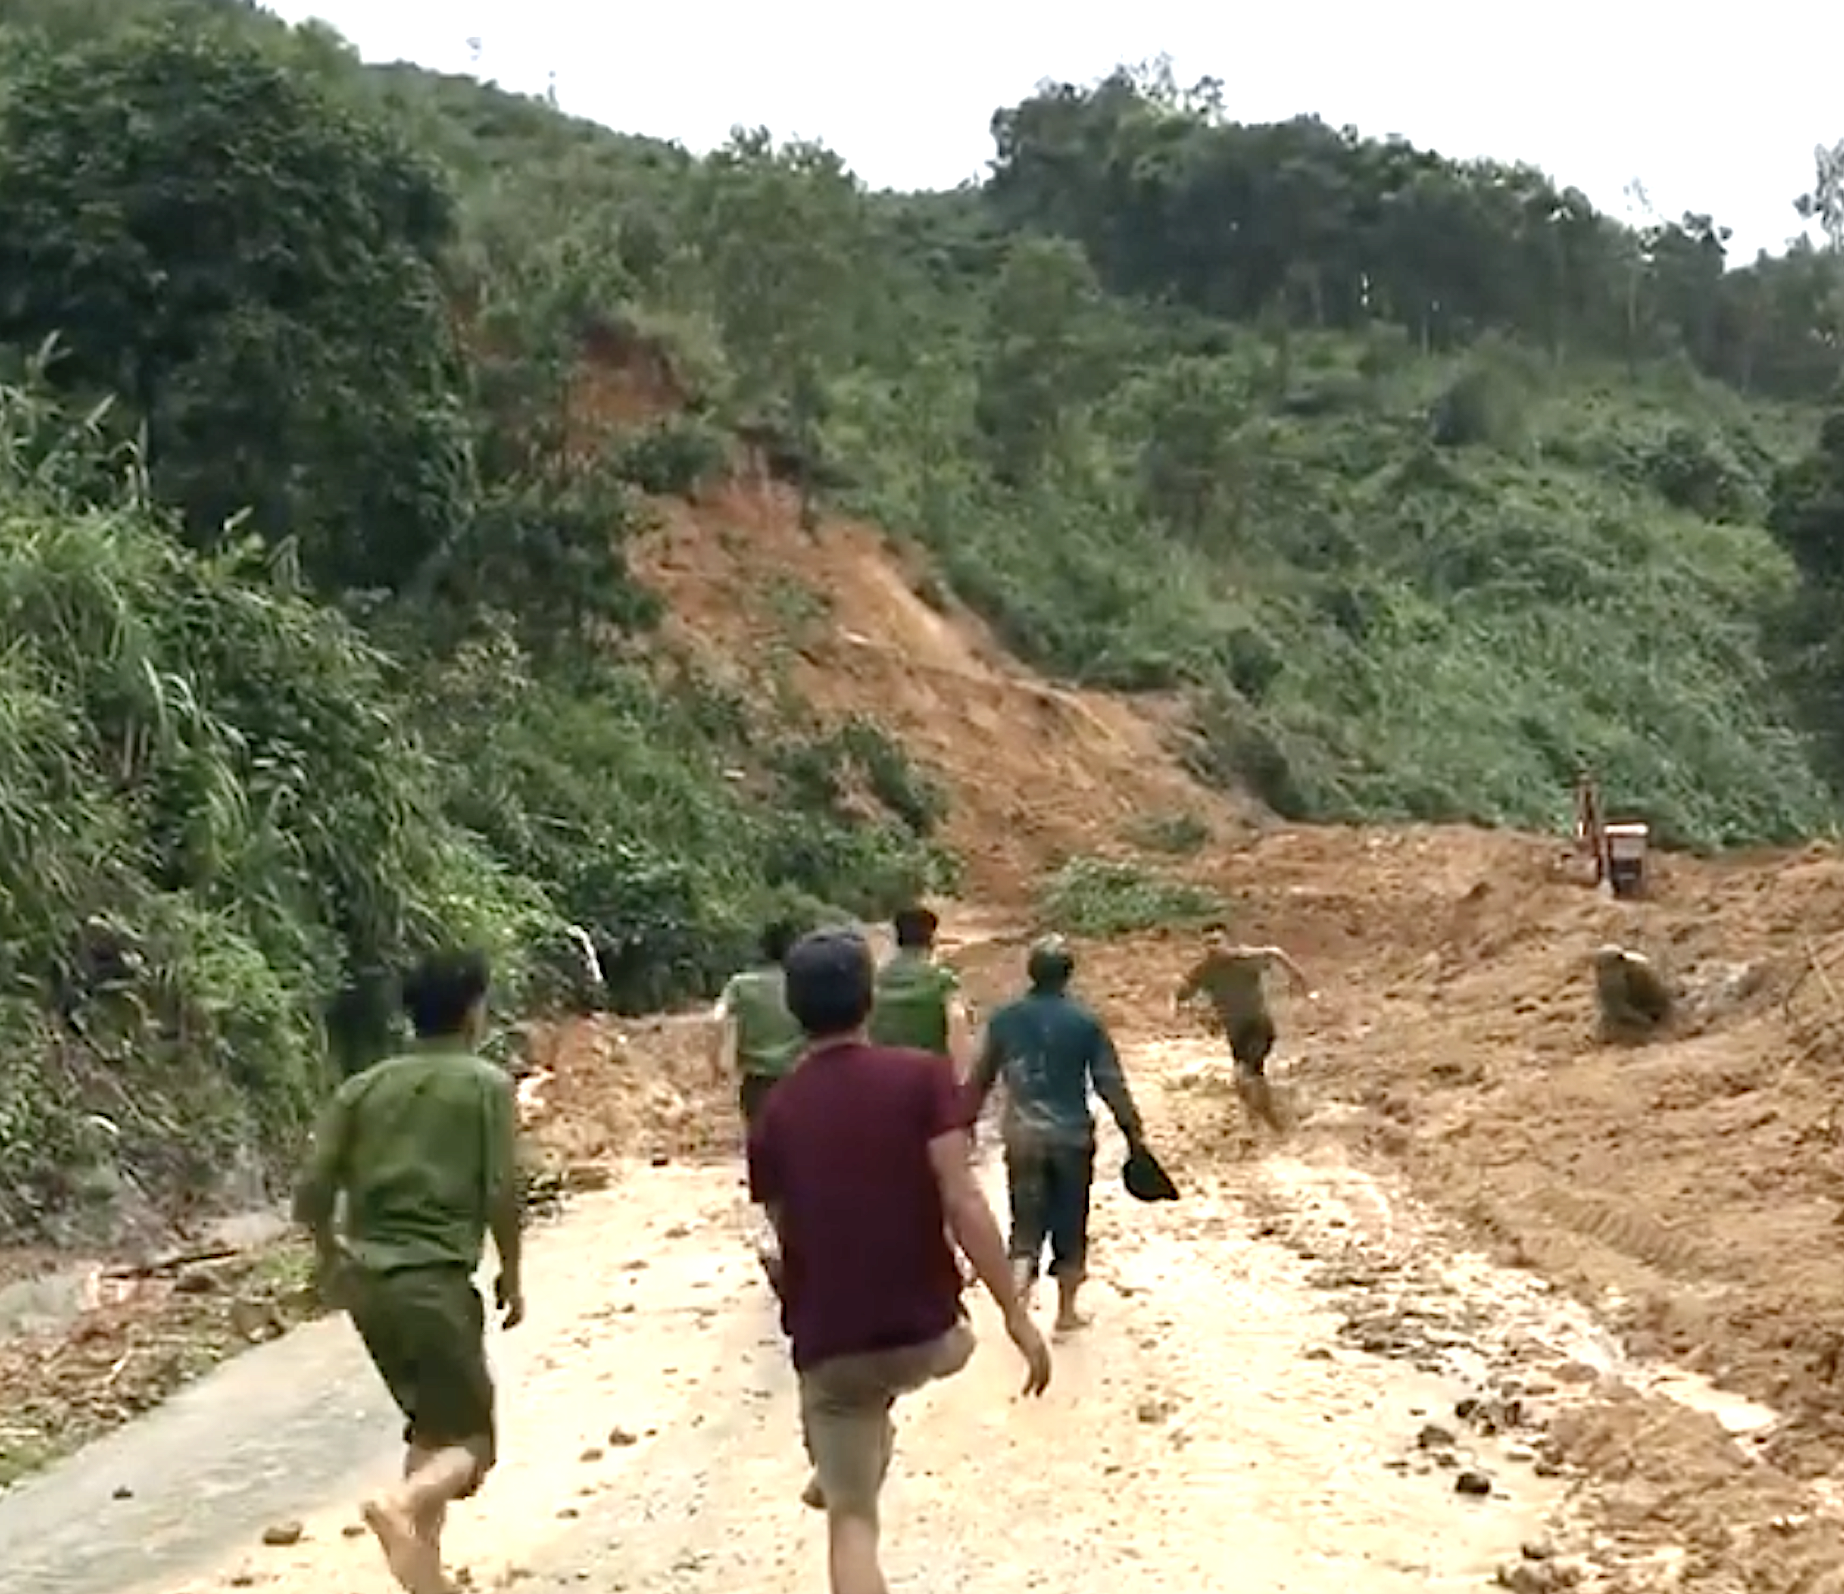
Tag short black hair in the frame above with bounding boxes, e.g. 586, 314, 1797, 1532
783, 929, 875, 1039
892, 904, 939, 950
400, 949, 491, 1040
760, 918, 801, 965
1027, 938, 1075, 992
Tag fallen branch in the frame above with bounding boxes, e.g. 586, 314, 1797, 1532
104, 1244, 238, 1281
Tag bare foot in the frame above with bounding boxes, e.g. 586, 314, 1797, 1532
1054, 1310, 1092, 1335
363, 1497, 449, 1594
801, 1473, 826, 1510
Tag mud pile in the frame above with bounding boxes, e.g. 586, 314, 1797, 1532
1057, 827, 1844, 1492
519, 1011, 738, 1173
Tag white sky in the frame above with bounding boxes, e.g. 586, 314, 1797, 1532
265, 0, 1835, 262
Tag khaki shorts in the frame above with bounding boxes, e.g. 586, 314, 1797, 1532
798, 1319, 975, 1520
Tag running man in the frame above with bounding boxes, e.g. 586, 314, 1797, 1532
293, 949, 522, 1594
711, 917, 805, 1294
966, 935, 1148, 1332
749, 928, 1050, 1594
711, 917, 805, 1130
1173, 927, 1318, 1129
869, 904, 975, 1073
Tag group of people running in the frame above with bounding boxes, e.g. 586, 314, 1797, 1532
291, 911, 1316, 1594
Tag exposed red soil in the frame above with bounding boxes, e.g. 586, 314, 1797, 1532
632, 471, 1258, 901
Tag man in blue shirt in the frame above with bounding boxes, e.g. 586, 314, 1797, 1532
965, 936, 1147, 1332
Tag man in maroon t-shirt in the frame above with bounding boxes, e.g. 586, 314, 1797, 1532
749, 927, 1052, 1594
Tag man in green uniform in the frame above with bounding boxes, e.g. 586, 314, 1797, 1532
1173, 927, 1318, 1131
294, 949, 522, 1594
966, 936, 1149, 1333
711, 918, 805, 1129
711, 918, 804, 1295
869, 904, 973, 1070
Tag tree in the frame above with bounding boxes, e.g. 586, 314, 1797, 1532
684, 130, 868, 522
974, 235, 1112, 485
0, 22, 473, 592
1798, 140, 1844, 253
979, 73, 1844, 398
1127, 356, 1244, 538
1769, 411, 1844, 584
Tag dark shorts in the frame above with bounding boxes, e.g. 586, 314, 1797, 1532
348, 1264, 496, 1488
1228, 1015, 1276, 1076
1004, 1138, 1096, 1280
739, 1072, 780, 1132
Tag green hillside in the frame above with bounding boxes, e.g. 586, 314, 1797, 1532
0, 0, 1840, 1235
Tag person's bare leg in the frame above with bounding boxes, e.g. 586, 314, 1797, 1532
1234, 1069, 1279, 1132
808, 1401, 895, 1511
399, 1445, 449, 1546
1248, 1074, 1281, 1131
828, 1510, 888, 1594
1011, 1255, 1036, 1312
363, 1444, 478, 1594
1054, 1271, 1090, 1333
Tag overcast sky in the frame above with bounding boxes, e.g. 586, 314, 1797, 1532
265, 0, 1834, 261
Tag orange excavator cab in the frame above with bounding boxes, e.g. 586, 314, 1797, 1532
1573, 773, 1648, 901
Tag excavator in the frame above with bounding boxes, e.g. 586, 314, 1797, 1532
1572, 772, 1649, 900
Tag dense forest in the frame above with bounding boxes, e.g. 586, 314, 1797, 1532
0, 0, 1841, 1237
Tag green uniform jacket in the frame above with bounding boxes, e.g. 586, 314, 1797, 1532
720, 965, 805, 1080
295, 1048, 517, 1275
869, 950, 959, 1055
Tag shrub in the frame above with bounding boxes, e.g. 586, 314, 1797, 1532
1123, 810, 1211, 856
1035, 856, 1225, 937
614, 414, 729, 497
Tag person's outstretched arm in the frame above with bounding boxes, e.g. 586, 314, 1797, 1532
1263, 947, 1316, 998
746, 1108, 784, 1245
1088, 1022, 1147, 1151
707, 981, 737, 1078
963, 1022, 1005, 1122
947, 990, 977, 1079
1172, 958, 1207, 1014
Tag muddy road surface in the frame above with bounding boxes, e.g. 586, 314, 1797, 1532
1, 1150, 1575, 1594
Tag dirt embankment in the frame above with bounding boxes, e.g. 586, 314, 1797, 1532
633, 473, 1258, 900
1012, 831, 1844, 1594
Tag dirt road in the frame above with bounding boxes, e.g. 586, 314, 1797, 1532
2, 1146, 1571, 1594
